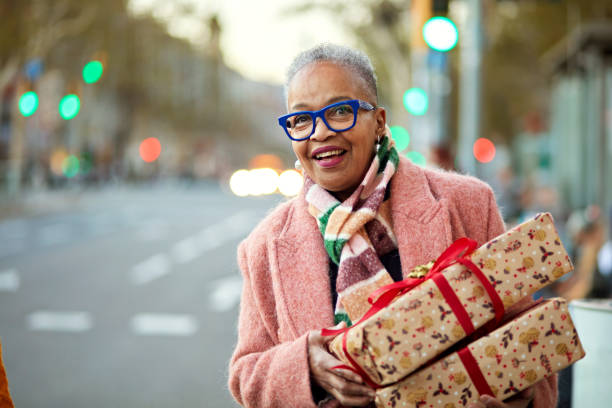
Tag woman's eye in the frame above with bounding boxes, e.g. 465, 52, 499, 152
294, 114, 311, 125
329, 105, 353, 116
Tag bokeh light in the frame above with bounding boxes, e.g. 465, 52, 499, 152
390, 125, 411, 152
278, 170, 303, 197
473, 138, 496, 163
249, 154, 283, 170
83, 61, 104, 84
80, 152, 94, 175
62, 155, 80, 178
50, 149, 68, 176
18, 91, 39, 117
423, 17, 459, 52
406, 151, 427, 167
59, 94, 81, 120
139, 137, 162, 163
248, 168, 279, 196
403, 88, 428, 116
229, 169, 251, 197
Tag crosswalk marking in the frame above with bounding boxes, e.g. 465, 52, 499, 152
0, 269, 19, 292
209, 275, 243, 312
27, 311, 93, 332
130, 314, 198, 336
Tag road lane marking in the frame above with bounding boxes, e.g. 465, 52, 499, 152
171, 237, 200, 264
132, 210, 259, 284
130, 313, 198, 336
27, 311, 93, 332
130, 253, 171, 285
0, 269, 19, 292
209, 275, 243, 312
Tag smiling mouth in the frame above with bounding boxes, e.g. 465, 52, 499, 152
313, 149, 346, 160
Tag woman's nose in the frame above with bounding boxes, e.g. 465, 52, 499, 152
309, 117, 334, 141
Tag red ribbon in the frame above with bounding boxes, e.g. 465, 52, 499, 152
321, 237, 505, 387
458, 347, 495, 397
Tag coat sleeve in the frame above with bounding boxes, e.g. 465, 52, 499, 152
485, 188, 558, 408
228, 241, 317, 408
0, 341, 14, 408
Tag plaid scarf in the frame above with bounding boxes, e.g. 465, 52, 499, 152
305, 133, 399, 325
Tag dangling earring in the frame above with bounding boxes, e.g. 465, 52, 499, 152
294, 159, 302, 171
375, 133, 382, 151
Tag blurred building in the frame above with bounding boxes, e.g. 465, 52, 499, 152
546, 23, 612, 212
0, 2, 287, 191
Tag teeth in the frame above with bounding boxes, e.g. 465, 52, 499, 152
315, 149, 344, 159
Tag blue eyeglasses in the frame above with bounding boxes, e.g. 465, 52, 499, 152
277, 99, 376, 141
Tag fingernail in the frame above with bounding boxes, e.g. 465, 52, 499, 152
479, 395, 492, 404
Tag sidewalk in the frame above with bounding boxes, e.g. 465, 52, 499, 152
0, 189, 84, 221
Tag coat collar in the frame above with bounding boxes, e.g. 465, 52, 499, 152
272, 157, 453, 337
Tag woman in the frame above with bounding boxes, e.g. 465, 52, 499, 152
228, 44, 556, 408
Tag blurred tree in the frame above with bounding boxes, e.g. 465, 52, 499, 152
286, 0, 413, 120
0, 0, 98, 90
290, 0, 612, 151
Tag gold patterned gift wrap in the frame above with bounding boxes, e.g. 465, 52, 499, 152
328, 213, 573, 386
375, 298, 585, 407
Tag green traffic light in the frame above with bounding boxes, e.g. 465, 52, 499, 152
389, 125, 411, 152
82, 61, 103, 84
423, 17, 458, 52
59, 94, 80, 120
403, 88, 428, 116
19, 91, 39, 117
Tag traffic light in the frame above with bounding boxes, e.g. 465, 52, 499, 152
82, 60, 103, 84
403, 88, 429, 116
18, 91, 39, 117
423, 16, 458, 52
59, 94, 81, 120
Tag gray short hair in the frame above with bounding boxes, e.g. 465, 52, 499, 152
285, 43, 378, 103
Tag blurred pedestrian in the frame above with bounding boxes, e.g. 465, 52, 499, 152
228, 44, 556, 408
556, 206, 610, 300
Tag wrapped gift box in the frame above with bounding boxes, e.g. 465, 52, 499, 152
328, 213, 573, 386
375, 298, 585, 407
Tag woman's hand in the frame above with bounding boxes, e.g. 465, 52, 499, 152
308, 322, 376, 407
467, 387, 534, 408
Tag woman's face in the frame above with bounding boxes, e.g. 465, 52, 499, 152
287, 61, 386, 200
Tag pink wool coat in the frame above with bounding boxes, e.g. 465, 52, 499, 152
229, 157, 557, 408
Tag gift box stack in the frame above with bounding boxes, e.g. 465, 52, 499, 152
325, 213, 586, 407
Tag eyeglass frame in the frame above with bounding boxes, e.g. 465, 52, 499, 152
277, 99, 376, 141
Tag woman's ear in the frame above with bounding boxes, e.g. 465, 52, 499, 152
375, 107, 387, 136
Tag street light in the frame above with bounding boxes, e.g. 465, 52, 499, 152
423, 16, 458, 52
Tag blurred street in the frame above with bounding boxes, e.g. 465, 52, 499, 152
0, 184, 281, 408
